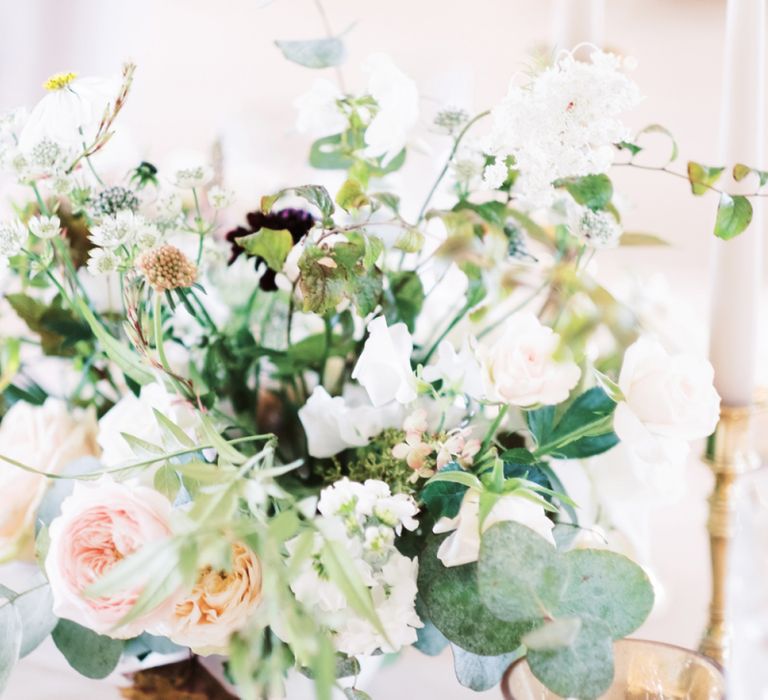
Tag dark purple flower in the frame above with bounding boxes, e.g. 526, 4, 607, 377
225, 208, 315, 292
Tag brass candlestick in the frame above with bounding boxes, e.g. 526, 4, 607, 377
699, 404, 761, 666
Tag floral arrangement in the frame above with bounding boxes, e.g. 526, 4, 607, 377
0, 30, 730, 700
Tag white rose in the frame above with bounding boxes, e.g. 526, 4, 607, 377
476, 311, 580, 406
433, 489, 555, 567
97, 382, 202, 466
614, 337, 720, 462
0, 399, 100, 561
362, 53, 419, 165
352, 316, 417, 407
298, 386, 403, 458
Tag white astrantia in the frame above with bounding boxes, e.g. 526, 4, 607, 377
362, 53, 419, 165
298, 385, 403, 458
86, 248, 120, 276
568, 205, 622, 248
352, 316, 418, 407
289, 478, 422, 656
433, 488, 555, 567
207, 185, 235, 210
89, 210, 142, 249
173, 164, 213, 190
134, 221, 163, 251
476, 311, 580, 406
613, 337, 721, 464
18, 72, 120, 154
28, 214, 61, 240
486, 48, 641, 206
421, 338, 484, 397
0, 219, 27, 260
293, 78, 347, 137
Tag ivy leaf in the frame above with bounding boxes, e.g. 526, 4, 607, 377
553, 174, 613, 210
275, 37, 346, 69
714, 193, 753, 240
236, 228, 294, 271
336, 179, 370, 212
450, 644, 524, 692
687, 161, 725, 196
52, 619, 124, 679
386, 271, 424, 333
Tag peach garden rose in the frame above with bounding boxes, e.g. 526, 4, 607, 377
45, 478, 178, 638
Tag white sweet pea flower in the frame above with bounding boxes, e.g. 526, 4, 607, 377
433, 488, 555, 567
352, 316, 418, 407
613, 337, 720, 463
28, 214, 61, 240
362, 53, 419, 165
476, 311, 580, 406
422, 338, 484, 397
298, 385, 403, 458
18, 72, 120, 154
294, 78, 347, 137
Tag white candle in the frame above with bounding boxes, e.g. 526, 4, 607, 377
552, 0, 605, 53
709, 0, 765, 407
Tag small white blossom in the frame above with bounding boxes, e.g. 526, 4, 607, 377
294, 78, 347, 137
207, 185, 234, 210
482, 160, 509, 190
173, 164, 213, 189
0, 219, 27, 259
569, 206, 622, 248
28, 214, 61, 240
86, 247, 120, 276
134, 222, 162, 250
89, 211, 141, 249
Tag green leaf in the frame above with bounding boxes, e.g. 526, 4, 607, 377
336, 179, 370, 212
393, 227, 425, 253
0, 596, 22, 694
732, 163, 768, 187
521, 617, 582, 650
417, 534, 533, 656
413, 605, 449, 656
714, 193, 753, 240
526, 619, 614, 699
687, 161, 725, 196
635, 124, 679, 164
386, 271, 424, 333
343, 689, 372, 700
153, 464, 181, 500
51, 619, 124, 679
275, 37, 346, 69
553, 174, 613, 210
153, 408, 196, 448
450, 644, 524, 692
262, 185, 334, 225
236, 228, 294, 271
309, 134, 354, 171
13, 583, 58, 657
419, 464, 468, 519
616, 140, 642, 157
619, 232, 670, 246
371, 192, 401, 213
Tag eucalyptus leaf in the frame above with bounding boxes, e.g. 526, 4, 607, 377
13, 583, 58, 657
521, 617, 581, 651
343, 689, 372, 700
0, 597, 22, 694
450, 644, 523, 692
275, 37, 346, 69
714, 193, 753, 240
52, 619, 124, 679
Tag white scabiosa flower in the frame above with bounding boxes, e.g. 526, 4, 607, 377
569, 206, 622, 248
0, 219, 27, 259
86, 247, 120, 276
28, 214, 61, 240
362, 53, 419, 165
293, 78, 347, 137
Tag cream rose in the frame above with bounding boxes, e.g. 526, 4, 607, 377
161, 542, 262, 654
0, 399, 100, 561
45, 478, 177, 638
477, 311, 580, 406
433, 489, 555, 567
614, 337, 721, 462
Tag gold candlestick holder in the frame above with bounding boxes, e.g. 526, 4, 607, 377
699, 404, 761, 666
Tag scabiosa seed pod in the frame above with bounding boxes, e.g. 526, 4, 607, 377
92, 186, 140, 217
137, 244, 197, 293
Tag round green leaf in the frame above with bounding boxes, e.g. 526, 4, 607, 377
450, 644, 523, 692
714, 193, 753, 240
52, 619, 124, 679
418, 534, 532, 655
0, 600, 22, 694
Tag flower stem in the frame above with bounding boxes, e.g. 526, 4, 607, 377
480, 404, 509, 457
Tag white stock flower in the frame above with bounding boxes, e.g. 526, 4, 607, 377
352, 316, 417, 407
28, 214, 61, 240
486, 49, 641, 206
614, 337, 721, 463
569, 206, 622, 248
294, 78, 347, 137
173, 164, 213, 189
207, 185, 235, 210
18, 72, 120, 153
477, 311, 580, 406
298, 386, 403, 458
86, 247, 120, 276
363, 53, 419, 165
433, 488, 555, 567
422, 338, 484, 397
89, 210, 141, 248
0, 219, 27, 259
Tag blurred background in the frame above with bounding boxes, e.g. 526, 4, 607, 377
1, 0, 766, 697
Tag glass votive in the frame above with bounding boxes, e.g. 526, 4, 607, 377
502, 639, 725, 700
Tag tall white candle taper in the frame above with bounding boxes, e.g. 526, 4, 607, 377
709, 0, 765, 407
552, 0, 605, 54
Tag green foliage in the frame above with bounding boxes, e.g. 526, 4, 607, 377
51, 619, 124, 679
553, 174, 613, 210
419, 463, 468, 519
477, 522, 654, 698
526, 387, 618, 459
0, 594, 22, 695
236, 227, 294, 271
336, 179, 370, 212
619, 232, 670, 246
686, 161, 725, 196
450, 644, 524, 692
733, 163, 768, 187
261, 185, 335, 226
386, 271, 424, 332
714, 193, 753, 240
6, 293, 91, 356
275, 37, 346, 69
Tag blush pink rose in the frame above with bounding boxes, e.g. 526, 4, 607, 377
45, 477, 177, 638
